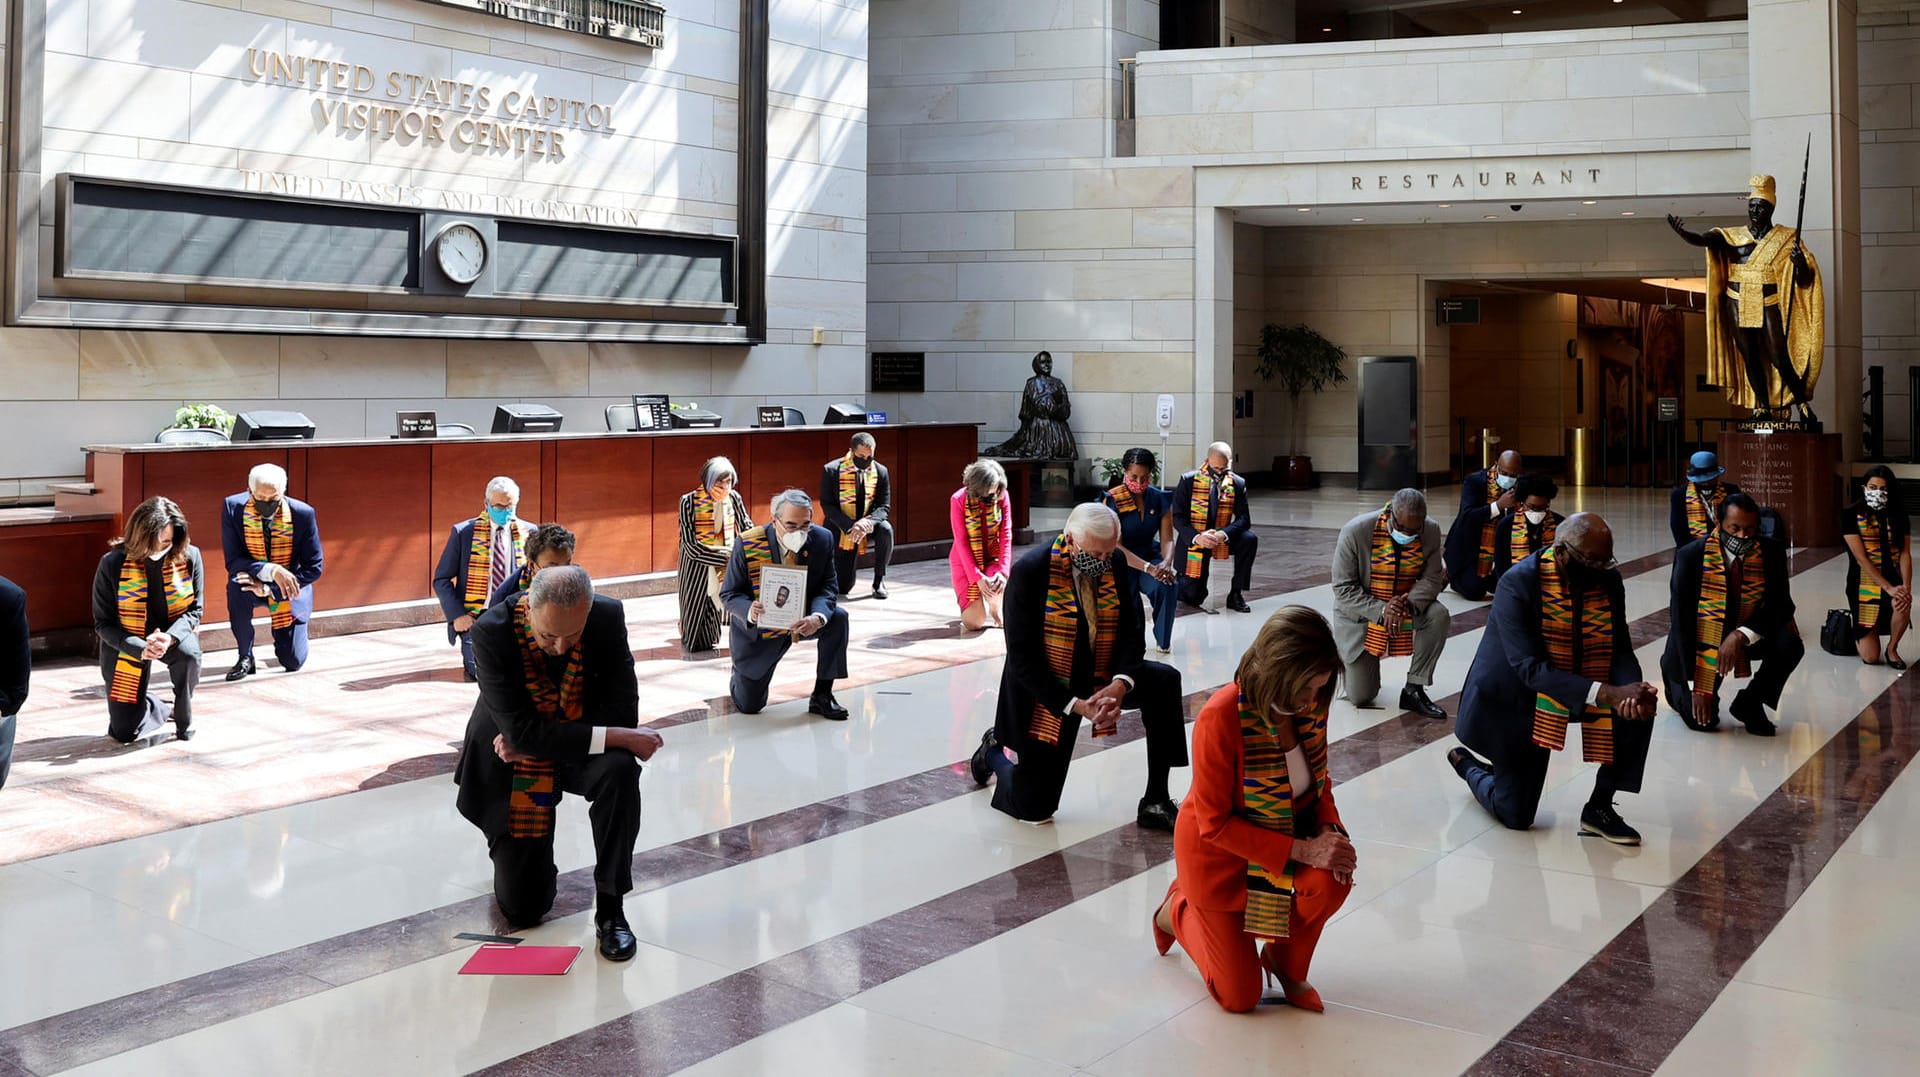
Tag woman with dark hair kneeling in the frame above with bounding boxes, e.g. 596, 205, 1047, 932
92, 496, 204, 743
1102, 447, 1178, 653
1843, 465, 1912, 668
1152, 605, 1355, 1013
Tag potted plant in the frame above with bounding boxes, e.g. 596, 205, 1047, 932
1256, 323, 1349, 488
166, 403, 236, 439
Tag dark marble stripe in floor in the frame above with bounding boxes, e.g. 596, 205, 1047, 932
0, 542, 1746, 1075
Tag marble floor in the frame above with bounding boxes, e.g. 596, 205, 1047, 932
0, 485, 1912, 1075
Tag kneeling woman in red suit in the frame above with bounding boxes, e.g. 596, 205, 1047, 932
1153, 604, 1356, 1013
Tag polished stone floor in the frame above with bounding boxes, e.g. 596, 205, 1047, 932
0, 486, 1912, 1075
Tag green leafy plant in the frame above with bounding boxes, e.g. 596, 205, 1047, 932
670, 401, 699, 410
1256, 323, 1349, 457
172, 403, 235, 435
1091, 454, 1162, 487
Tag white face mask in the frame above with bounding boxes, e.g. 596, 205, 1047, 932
1495, 473, 1517, 490
1524, 509, 1548, 526
1866, 488, 1889, 510
778, 528, 808, 553
147, 549, 168, 561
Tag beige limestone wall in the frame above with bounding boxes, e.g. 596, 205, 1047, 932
1860, 6, 1919, 455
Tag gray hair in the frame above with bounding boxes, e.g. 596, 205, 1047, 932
701, 456, 737, 490
486, 475, 520, 503
1064, 502, 1120, 543
1559, 511, 1602, 547
963, 458, 1007, 498
770, 487, 813, 516
528, 564, 592, 610
1390, 488, 1428, 519
247, 463, 287, 494
1206, 441, 1233, 465
850, 432, 876, 451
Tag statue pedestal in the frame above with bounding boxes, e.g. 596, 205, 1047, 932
1719, 431, 1842, 547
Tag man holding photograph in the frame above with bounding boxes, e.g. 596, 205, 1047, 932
720, 489, 851, 721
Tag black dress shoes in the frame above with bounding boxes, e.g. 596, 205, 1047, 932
1579, 801, 1642, 846
224, 655, 256, 682
1225, 592, 1252, 613
872, 582, 890, 599
971, 729, 999, 786
1729, 692, 1777, 737
809, 693, 850, 721
1400, 685, 1447, 721
1136, 798, 1180, 832
1446, 746, 1484, 779
174, 717, 195, 742
596, 912, 638, 962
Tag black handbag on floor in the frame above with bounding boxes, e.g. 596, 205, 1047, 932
1821, 608, 1856, 656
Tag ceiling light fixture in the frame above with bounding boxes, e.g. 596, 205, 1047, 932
1322, 26, 1333, 32
1351, 217, 1366, 222
1511, 7, 1522, 13
1296, 207, 1312, 213
1582, 200, 1597, 205
1437, 203, 1451, 208
1621, 211, 1636, 216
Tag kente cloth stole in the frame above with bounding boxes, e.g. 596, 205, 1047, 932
1240, 693, 1329, 942
963, 493, 1003, 603
1530, 545, 1616, 764
1475, 468, 1503, 575
1857, 511, 1887, 629
1685, 483, 1722, 540
836, 454, 876, 552
1693, 533, 1766, 695
690, 486, 737, 550
741, 527, 800, 641
1183, 470, 1235, 579
243, 503, 297, 630
464, 517, 526, 617
109, 556, 194, 704
1032, 534, 1118, 746
1725, 225, 1795, 327
1509, 512, 1556, 569
505, 595, 586, 840
1362, 508, 1423, 658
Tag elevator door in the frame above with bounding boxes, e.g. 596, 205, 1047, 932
1358, 355, 1418, 491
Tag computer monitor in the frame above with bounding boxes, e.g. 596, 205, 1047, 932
823, 403, 867, 425
492, 404, 564, 434
234, 410, 316, 441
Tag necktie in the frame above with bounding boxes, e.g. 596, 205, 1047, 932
1074, 572, 1100, 647
491, 524, 510, 592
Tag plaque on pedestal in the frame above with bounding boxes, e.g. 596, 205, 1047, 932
1718, 431, 1842, 547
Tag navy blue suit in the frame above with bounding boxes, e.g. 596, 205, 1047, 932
1454, 553, 1649, 830
433, 517, 527, 678
221, 494, 323, 671
719, 523, 848, 713
0, 575, 27, 790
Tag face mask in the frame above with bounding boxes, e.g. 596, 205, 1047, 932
1390, 527, 1418, 546
486, 505, 513, 526
779, 529, 809, 553
1866, 488, 1889, 510
253, 498, 279, 516
1123, 477, 1147, 494
853, 456, 872, 470
148, 549, 168, 562
1070, 549, 1110, 576
1524, 509, 1548, 526
1720, 531, 1755, 558
1210, 465, 1228, 477
1495, 473, 1516, 490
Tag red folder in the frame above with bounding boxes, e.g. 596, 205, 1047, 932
457, 944, 582, 976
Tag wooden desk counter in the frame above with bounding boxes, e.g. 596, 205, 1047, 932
48, 423, 982, 625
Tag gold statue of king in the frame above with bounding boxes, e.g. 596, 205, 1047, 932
1667, 175, 1824, 420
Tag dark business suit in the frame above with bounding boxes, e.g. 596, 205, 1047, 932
434, 517, 527, 678
988, 543, 1188, 822
1171, 469, 1257, 605
453, 594, 642, 926
220, 494, 323, 671
93, 547, 204, 743
1443, 506, 1565, 600
1459, 466, 1501, 518
1454, 554, 1649, 830
720, 523, 849, 714
819, 459, 893, 593
1669, 481, 1742, 547
1660, 536, 1800, 722
0, 576, 28, 789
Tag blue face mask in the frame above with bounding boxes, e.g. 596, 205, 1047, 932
1495, 473, 1516, 490
487, 505, 513, 526
1390, 527, 1418, 546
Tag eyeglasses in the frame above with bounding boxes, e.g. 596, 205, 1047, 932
1559, 545, 1617, 572
774, 518, 810, 531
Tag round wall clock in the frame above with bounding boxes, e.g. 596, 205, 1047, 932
434, 222, 487, 285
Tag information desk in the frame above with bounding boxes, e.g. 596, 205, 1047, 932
45, 423, 983, 626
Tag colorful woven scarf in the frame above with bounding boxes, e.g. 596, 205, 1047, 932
1183, 469, 1235, 579
1692, 532, 1766, 695
1474, 467, 1504, 575
1239, 693, 1328, 942
962, 493, 1003, 603
1032, 534, 1119, 746
1685, 482, 1724, 540
1856, 510, 1887, 629
464, 516, 526, 617
1362, 508, 1423, 658
1531, 545, 1615, 763
1507, 510, 1557, 570
109, 554, 195, 704
1106, 483, 1139, 518
836, 454, 877, 552
504, 595, 586, 840
689, 485, 737, 550
741, 525, 802, 641
243, 502, 296, 630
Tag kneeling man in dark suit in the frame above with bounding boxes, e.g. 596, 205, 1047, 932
721, 488, 851, 721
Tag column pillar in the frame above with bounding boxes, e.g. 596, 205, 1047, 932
1194, 205, 1235, 463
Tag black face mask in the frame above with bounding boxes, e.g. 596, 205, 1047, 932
1721, 531, 1755, 558
853, 456, 873, 470
253, 498, 281, 515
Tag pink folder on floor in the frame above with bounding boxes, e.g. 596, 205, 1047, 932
458, 944, 582, 976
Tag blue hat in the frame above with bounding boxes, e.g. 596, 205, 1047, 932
1686, 451, 1724, 483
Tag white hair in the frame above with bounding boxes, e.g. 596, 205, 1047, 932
247, 463, 287, 494
486, 475, 520, 503
1206, 442, 1233, 465
1065, 502, 1120, 543
528, 564, 592, 610
701, 456, 737, 490
1390, 488, 1428, 519
770, 488, 813, 516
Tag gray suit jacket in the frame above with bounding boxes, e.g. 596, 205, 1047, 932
1330, 508, 1445, 663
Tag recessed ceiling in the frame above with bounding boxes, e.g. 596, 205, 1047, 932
1236, 196, 1743, 226
1294, 0, 1748, 40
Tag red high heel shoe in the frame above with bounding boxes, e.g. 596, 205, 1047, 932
1260, 943, 1324, 1012
1151, 885, 1177, 956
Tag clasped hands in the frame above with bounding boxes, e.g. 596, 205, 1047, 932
980, 572, 1008, 596
233, 563, 300, 601
847, 517, 876, 543
136, 630, 173, 661
1889, 582, 1912, 613
494, 726, 664, 765
1194, 529, 1228, 552
1597, 681, 1659, 721
1381, 594, 1414, 625
1294, 829, 1357, 887
1071, 679, 1127, 737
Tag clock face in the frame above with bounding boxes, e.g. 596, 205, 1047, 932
435, 223, 486, 285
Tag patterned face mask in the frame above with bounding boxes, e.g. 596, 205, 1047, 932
1721, 531, 1755, 558
1070, 550, 1110, 576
